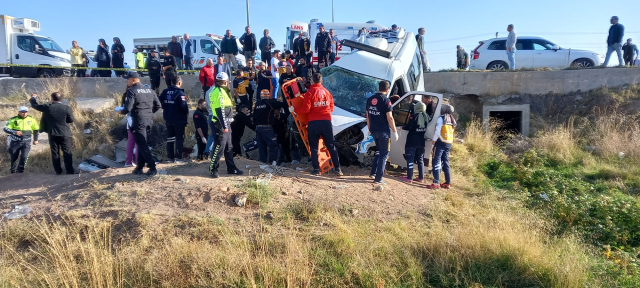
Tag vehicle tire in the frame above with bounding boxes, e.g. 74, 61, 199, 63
38, 69, 54, 78
570, 58, 594, 68
487, 61, 508, 70
90, 70, 99, 77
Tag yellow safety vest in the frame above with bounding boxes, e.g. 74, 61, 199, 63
439, 116, 455, 144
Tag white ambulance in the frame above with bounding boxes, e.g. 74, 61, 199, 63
133, 34, 247, 70
285, 19, 387, 64
0, 15, 71, 78
320, 27, 441, 167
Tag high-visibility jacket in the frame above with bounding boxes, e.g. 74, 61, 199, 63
436, 115, 455, 144
136, 52, 145, 68
4, 115, 40, 142
207, 85, 234, 130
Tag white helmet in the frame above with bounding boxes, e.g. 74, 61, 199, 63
216, 72, 229, 81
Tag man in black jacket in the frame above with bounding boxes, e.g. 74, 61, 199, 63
221, 30, 239, 71
167, 36, 184, 71
259, 29, 276, 65
253, 89, 287, 165
293, 32, 311, 67
315, 25, 331, 66
120, 72, 162, 176
240, 26, 257, 64
193, 99, 209, 161
231, 105, 255, 157
162, 49, 177, 88
112, 37, 126, 77
145, 50, 162, 95
29, 92, 76, 175
159, 76, 189, 163
604, 16, 625, 67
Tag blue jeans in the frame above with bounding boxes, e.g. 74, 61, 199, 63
405, 146, 425, 180
271, 78, 279, 99
204, 114, 215, 154
255, 126, 278, 163
307, 120, 341, 171
432, 141, 451, 184
369, 132, 390, 182
329, 52, 336, 64
506, 49, 516, 70
604, 43, 623, 66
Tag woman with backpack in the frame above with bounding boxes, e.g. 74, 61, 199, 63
401, 101, 429, 184
427, 104, 456, 189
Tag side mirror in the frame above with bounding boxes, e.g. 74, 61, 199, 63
551, 45, 560, 51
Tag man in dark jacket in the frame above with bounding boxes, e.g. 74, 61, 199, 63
315, 25, 331, 66
167, 35, 184, 71
111, 37, 126, 77
273, 108, 291, 164
240, 26, 257, 64
120, 72, 162, 176
456, 45, 469, 70
145, 50, 162, 95
231, 105, 255, 157
295, 57, 315, 88
159, 76, 189, 163
221, 30, 239, 71
183, 33, 194, 74
193, 99, 209, 161
29, 92, 76, 175
253, 89, 287, 165
259, 29, 276, 65
622, 38, 639, 66
162, 49, 177, 87
604, 16, 625, 66
293, 32, 311, 66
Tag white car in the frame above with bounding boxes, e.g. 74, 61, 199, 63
470, 36, 605, 70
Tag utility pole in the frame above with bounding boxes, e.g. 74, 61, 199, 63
246, 0, 251, 27
332, 0, 335, 22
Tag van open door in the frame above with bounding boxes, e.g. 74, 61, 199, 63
388, 92, 443, 167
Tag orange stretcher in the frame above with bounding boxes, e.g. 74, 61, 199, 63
282, 78, 335, 175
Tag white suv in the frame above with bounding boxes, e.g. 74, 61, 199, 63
470, 36, 605, 70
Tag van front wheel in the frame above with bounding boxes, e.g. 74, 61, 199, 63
38, 69, 54, 78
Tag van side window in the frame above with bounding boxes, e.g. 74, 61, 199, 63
17, 36, 35, 53
392, 95, 414, 127
201, 39, 218, 54
407, 50, 421, 91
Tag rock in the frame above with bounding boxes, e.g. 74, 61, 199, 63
584, 145, 597, 152
75, 97, 114, 113
174, 177, 189, 183
203, 192, 211, 203
234, 193, 247, 207
282, 190, 289, 195
297, 190, 304, 194
374, 186, 384, 191
350, 208, 359, 215
264, 212, 275, 220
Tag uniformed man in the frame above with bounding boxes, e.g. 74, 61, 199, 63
207, 72, 244, 178
162, 49, 178, 88
145, 50, 162, 95
120, 71, 162, 176
366, 80, 398, 185
159, 76, 189, 163
232, 69, 251, 112
253, 89, 288, 165
231, 105, 255, 158
4, 106, 39, 173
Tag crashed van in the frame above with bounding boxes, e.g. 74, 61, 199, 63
321, 27, 443, 167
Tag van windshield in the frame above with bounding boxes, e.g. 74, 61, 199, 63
35, 36, 64, 53
321, 66, 382, 117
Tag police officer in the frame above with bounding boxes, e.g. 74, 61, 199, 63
207, 72, 244, 178
120, 71, 161, 176
145, 50, 162, 95
253, 89, 287, 165
4, 106, 39, 173
159, 76, 189, 163
366, 80, 398, 185
162, 49, 177, 88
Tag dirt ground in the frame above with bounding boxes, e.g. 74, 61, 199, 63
0, 157, 440, 222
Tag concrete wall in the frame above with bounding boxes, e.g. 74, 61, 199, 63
424, 68, 640, 96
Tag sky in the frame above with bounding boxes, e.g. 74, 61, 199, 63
4, 0, 640, 71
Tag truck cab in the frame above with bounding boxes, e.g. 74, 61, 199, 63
321, 27, 439, 167
0, 15, 71, 78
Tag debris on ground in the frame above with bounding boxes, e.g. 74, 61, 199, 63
350, 208, 359, 215
264, 211, 275, 220
333, 185, 348, 190
374, 186, 384, 191
256, 173, 273, 185
235, 193, 248, 207
3, 205, 32, 219
259, 165, 274, 173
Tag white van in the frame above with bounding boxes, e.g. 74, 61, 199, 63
321, 28, 441, 167
285, 19, 387, 64
0, 15, 71, 78
133, 34, 246, 71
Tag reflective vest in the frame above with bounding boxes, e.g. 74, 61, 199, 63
208, 86, 234, 125
439, 116, 455, 144
136, 52, 145, 68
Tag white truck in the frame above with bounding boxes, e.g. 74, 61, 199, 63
0, 15, 71, 78
133, 34, 247, 71
285, 19, 388, 64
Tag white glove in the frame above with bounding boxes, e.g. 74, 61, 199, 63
202, 138, 207, 144
393, 131, 399, 141
288, 106, 295, 113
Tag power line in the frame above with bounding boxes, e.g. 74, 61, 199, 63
426, 33, 494, 44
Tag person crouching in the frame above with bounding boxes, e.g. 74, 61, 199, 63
427, 104, 456, 189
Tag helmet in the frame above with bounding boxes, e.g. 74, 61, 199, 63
216, 72, 229, 81
260, 89, 271, 98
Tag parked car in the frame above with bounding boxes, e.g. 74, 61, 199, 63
84, 50, 130, 77
470, 36, 605, 70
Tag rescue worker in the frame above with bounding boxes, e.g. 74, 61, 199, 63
243, 58, 257, 111
253, 89, 287, 165
145, 50, 162, 95
292, 32, 310, 67
120, 71, 162, 176
273, 108, 291, 165
162, 49, 178, 88
232, 69, 251, 112
159, 76, 189, 163
193, 99, 209, 161
4, 106, 39, 173
290, 73, 343, 176
427, 104, 457, 190
315, 25, 331, 67
231, 105, 255, 158
134, 49, 145, 76
207, 72, 244, 178
111, 37, 126, 77
366, 80, 398, 185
